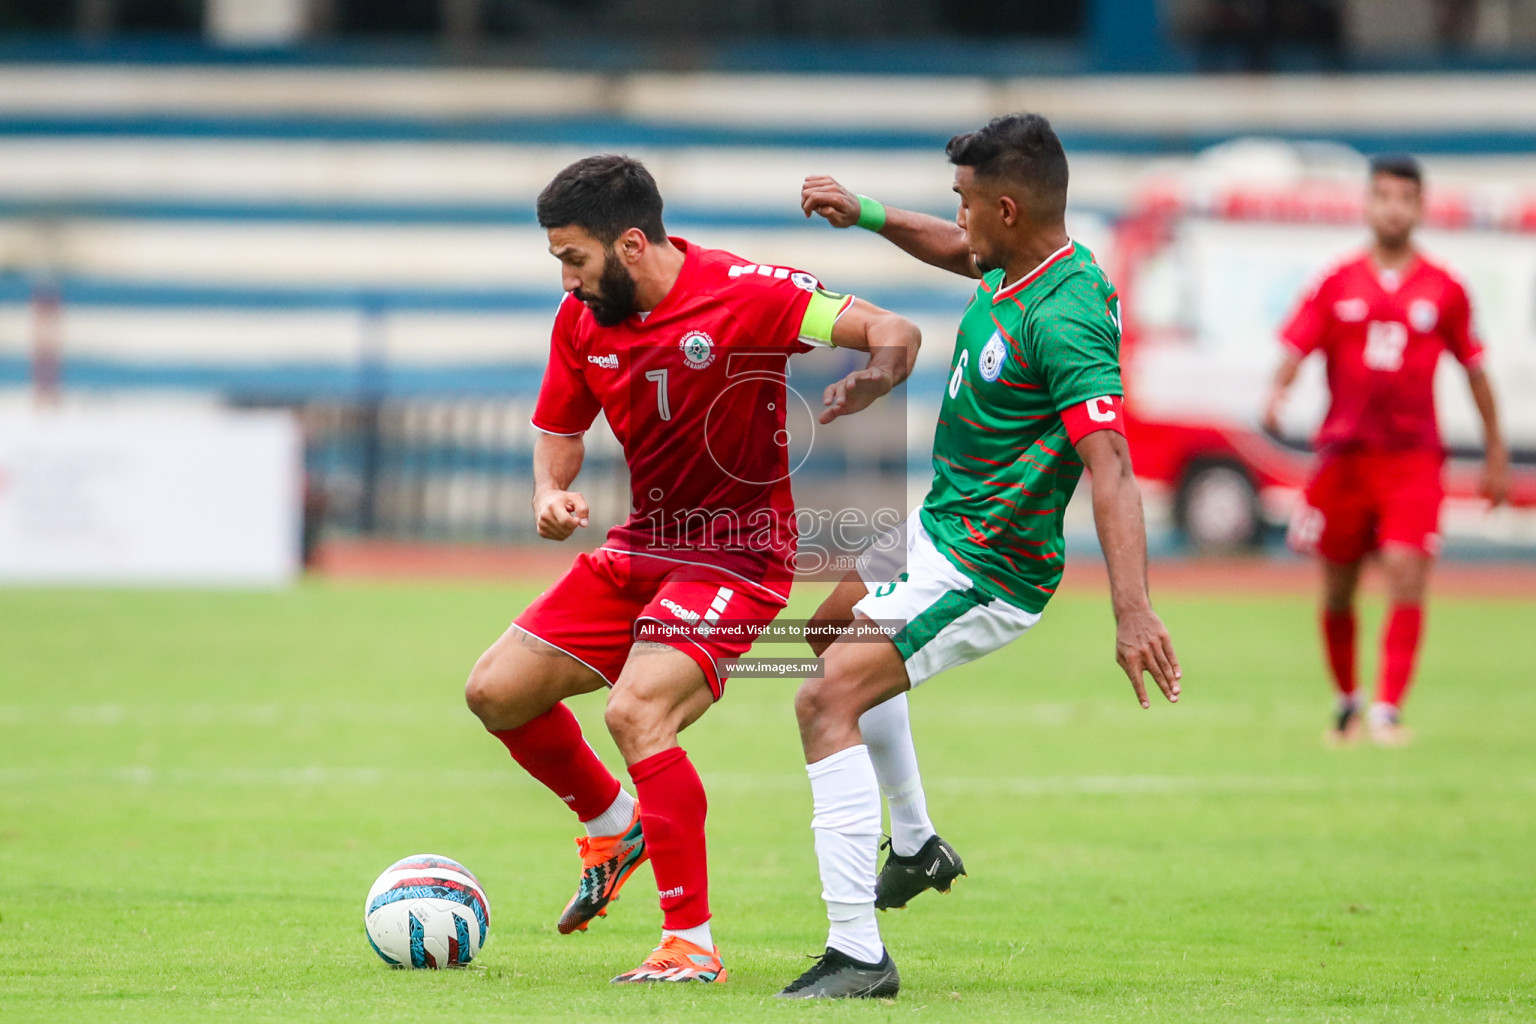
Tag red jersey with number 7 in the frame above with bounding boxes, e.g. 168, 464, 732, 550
1279, 251, 1484, 455
530, 237, 855, 600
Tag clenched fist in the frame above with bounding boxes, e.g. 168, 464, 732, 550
801, 175, 861, 228
534, 489, 589, 541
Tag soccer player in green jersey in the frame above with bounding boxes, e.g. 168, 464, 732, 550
777, 113, 1182, 999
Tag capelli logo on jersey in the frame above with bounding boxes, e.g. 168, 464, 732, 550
587, 353, 619, 369
660, 598, 700, 623
679, 330, 716, 370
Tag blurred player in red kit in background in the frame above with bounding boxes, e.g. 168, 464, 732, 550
1264, 154, 1509, 746
462, 155, 920, 983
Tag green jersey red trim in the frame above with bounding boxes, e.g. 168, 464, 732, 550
991, 239, 1076, 304
918, 241, 1124, 613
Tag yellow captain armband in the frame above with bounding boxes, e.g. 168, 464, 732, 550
798, 288, 856, 348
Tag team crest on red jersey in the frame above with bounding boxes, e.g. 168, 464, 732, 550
679, 330, 716, 369
1409, 298, 1439, 332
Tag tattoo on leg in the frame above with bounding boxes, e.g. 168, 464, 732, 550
513, 628, 567, 657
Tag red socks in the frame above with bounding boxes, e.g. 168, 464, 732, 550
489, 704, 621, 821
491, 714, 713, 930
629, 747, 710, 931
1377, 603, 1424, 710
1323, 604, 1425, 710
492, 716, 713, 930
1321, 608, 1357, 698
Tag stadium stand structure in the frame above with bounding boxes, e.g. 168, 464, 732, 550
2, 65, 1532, 544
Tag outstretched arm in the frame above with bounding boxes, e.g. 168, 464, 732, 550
801, 175, 978, 279
1467, 366, 1509, 506
531, 431, 589, 540
1074, 429, 1181, 709
818, 298, 922, 424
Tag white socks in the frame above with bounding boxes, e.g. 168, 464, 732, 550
804, 696, 934, 963
808, 744, 885, 965
859, 693, 936, 857
581, 788, 636, 838
662, 921, 714, 950
1368, 702, 1399, 726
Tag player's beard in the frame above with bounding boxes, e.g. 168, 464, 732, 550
576, 251, 640, 328
1374, 225, 1413, 253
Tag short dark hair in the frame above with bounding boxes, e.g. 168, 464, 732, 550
536, 155, 667, 245
1369, 153, 1423, 188
947, 112, 1069, 217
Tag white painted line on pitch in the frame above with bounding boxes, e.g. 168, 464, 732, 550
0, 701, 1327, 729
0, 703, 470, 727
0, 766, 1520, 796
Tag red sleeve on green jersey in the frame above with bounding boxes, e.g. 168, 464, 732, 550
1061, 395, 1126, 445
530, 297, 601, 435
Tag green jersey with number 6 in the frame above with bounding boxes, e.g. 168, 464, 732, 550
918, 240, 1124, 613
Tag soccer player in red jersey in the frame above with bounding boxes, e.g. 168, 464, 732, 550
462, 155, 921, 983
1264, 154, 1509, 745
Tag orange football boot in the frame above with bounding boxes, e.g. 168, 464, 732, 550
611, 935, 728, 983
557, 805, 648, 934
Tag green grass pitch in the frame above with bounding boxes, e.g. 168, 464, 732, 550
2, 579, 1533, 1022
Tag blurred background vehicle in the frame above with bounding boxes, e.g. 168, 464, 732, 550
1114, 140, 1536, 553
2, 0, 1535, 581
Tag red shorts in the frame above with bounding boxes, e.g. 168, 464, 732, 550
1288, 450, 1444, 563
512, 548, 788, 699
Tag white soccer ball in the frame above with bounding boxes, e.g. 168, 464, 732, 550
364, 854, 491, 968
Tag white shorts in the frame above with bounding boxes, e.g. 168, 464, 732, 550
852, 511, 1041, 687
